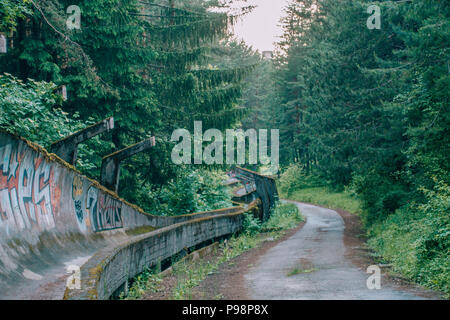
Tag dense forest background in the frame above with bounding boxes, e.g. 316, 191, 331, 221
244, 0, 449, 295
0, 0, 449, 295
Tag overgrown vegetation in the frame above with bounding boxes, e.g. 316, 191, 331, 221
278, 164, 361, 215
367, 180, 450, 297
0, 0, 256, 214
0, 73, 89, 147
278, 165, 449, 296
142, 168, 232, 216
241, 0, 449, 296
121, 203, 304, 300
1, 0, 448, 298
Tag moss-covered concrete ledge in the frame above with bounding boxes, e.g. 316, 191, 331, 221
63, 206, 256, 300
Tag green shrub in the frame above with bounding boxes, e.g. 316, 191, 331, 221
0, 73, 104, 175
285, 187, 361, 215
278, 164, 325, 197
144, 168, 232, 216
242, 212, 261, 235
368, 179, 450, 296
263, 203, 304, 231
352, 171, 410, 227
0, 73, 88, 147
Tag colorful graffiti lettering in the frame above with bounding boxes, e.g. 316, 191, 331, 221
72, 175, 90, 233
71, 179, 123, 233
84, 185, 123, 232
0, 142, 55, 234
93, 191, 122, 232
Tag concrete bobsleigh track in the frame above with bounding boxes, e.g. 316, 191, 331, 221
0, 131, 262, 299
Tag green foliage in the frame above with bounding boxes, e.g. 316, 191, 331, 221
119, 267, 163, 300
137, 168, 232, 216
352, 170, 410, 226
282, 186, 362, 216
264, 0, 448, 213
263, 202, 304, 232
243, 202, 304, 235
168, 203, 303, 299
171, 257, 220, 300
0, 0, 31, 33
278, 164, 326, 197
242, 211, 261, 235
0, 73, 88, 147
368, 180, 450, 296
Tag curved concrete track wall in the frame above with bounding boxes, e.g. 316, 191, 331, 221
64, 205, 258, 300
231, 167, 278, 221
0, 131, 246, 299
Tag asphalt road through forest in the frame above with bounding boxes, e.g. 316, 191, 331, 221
244, 201, 438, 300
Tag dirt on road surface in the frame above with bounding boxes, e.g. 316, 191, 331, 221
193, 201, 443, 300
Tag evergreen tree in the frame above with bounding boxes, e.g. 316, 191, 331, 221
0, 0, 257, 210
259, 0, 448, 222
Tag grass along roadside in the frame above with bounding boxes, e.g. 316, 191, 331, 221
281, 186, 362, 215
280, 184, 449, 298
120, 203, 304, 300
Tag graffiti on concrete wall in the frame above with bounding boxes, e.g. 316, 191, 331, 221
0, 142, 57, 234
0, 138, 124, 236
72, 175, 90, 233
93, 190, 123, 232
71, 177, 123, 233
0, 136, 125, 236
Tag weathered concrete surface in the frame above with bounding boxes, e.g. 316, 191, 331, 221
245, 201, 437, 300
65, 208, 250, 300
0, 131, 243, 299
231, 167, 278, 221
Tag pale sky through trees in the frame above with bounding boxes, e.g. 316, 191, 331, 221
233, 0, 290, 52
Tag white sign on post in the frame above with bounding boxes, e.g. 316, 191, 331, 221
0, 34, 7, 53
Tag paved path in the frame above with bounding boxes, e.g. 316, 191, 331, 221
245, 201, 432, 300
